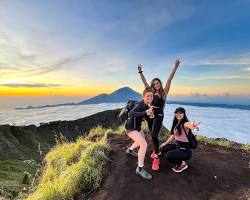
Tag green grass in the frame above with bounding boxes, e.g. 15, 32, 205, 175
0, 159, 38, 199
25, 127, 110, 200
87, 125, 115, 140
196, 135, 250, 153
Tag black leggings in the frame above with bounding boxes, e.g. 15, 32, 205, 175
161, 144, 192, 165
147, 114, 164, 154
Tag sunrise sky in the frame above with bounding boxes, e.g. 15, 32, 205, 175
1, 0, 250, 108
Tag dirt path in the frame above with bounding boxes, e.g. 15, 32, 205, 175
90, 135, 250, 200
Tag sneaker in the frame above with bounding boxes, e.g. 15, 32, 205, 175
136, 166, 152, 180
152, 158, 160, 171
126, 148, 138, 157
172, 163, 188, 173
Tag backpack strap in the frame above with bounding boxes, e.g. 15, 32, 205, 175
182, 124, 189, 140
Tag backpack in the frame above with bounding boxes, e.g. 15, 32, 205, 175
183, 127, 198, 149
118, 100, 138, 121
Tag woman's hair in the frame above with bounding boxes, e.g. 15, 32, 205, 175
143, 87, 154, 96
170, 110, 189, 135
150, 78, 166, 99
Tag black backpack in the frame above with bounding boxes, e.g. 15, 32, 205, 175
118, 100, 138, 121
183, 127, 198, 149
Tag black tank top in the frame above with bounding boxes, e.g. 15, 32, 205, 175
152, 94, 165, 115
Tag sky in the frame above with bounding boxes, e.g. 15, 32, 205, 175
1, 0, 250, 108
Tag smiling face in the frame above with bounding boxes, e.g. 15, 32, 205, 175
143, 91, 153, 104
175, 111, 184, 121
153, 79, 161, 90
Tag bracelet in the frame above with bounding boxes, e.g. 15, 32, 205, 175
138, 71, 143, 74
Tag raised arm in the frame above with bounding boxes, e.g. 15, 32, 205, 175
163, 59, 181, 96
137, 64, 150, 88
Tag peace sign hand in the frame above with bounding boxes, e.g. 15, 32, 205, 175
137, 64, 142, 73
192, 121, 201, 131
175, 58, 181, 67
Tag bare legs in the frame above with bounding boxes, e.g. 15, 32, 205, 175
127, 130, 147, 167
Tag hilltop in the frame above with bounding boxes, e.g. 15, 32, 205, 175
0, 109, 249, 199
90, 134, 250, 200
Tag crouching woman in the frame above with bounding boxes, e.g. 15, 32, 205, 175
160, 107, 200, 173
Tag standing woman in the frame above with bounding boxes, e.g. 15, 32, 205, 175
159, 107, 200, 173
125, 88, 154, 180
137, 59, 181, 171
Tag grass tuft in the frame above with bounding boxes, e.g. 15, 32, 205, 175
26, 127, 109, 200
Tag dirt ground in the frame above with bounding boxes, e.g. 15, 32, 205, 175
89, 135, 250, 200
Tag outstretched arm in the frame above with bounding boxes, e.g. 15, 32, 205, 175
163, 59, 181, 96
184, 121, 201, 131
137, 64, 150, 88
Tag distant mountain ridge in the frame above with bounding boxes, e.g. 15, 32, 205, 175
79, 87, 141, 104
166, 101, 250, 111
15, 87, 250, 111
16, 87, 141, 109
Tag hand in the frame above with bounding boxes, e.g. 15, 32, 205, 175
175, 58, 181, 67
149, 113, 155, 119
160, 142, 167, 149
191, 121, 201, 130
146, 107, 153, 116
137, 64, 142, 72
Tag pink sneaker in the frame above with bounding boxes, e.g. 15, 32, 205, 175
172, 163, 188, 173
152, 158, 160, 171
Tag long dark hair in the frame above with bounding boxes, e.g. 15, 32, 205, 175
150, 78, 166, 100
171, 111, 189, 135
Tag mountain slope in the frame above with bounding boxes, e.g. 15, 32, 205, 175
0, 109, 122, 160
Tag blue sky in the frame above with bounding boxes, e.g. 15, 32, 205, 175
0, 0, 250, 108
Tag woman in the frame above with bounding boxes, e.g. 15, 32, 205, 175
125, 88, 154, 180
160, 107, 200, 173
137, 59, 180, 171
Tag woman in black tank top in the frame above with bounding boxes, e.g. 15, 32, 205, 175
137, 59, 181, 171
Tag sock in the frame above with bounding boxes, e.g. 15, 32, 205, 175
138, 164, 144, 171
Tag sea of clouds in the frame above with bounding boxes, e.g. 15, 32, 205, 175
0, 103, 249, 144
